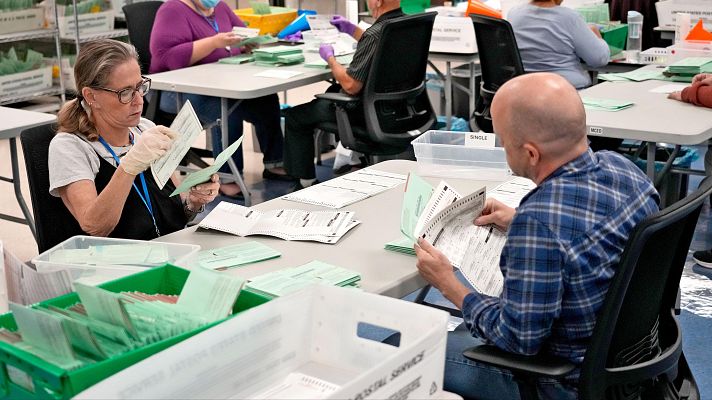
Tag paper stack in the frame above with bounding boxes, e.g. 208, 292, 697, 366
384, 237, 416, 256
246, 261, 360, 298
195, 241, 280, 270
1, 268, 243, 370
252, 46, 305, 66
581, 97, 634, 112
666, 57, 712, 76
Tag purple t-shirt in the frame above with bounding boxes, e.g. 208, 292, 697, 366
149, 0, 245, 73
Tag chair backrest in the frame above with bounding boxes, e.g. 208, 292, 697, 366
470, 14, 524, 132
122, 1, 163, 74
578, 178, 711, 399
20, 124, 85, 253
359, 12, 437, 148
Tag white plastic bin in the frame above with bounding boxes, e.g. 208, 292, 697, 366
75, 285, 449, 400
32, 236, 200, 285
412, 130, 512, 180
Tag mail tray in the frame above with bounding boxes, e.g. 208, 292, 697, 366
412, 130, 511, 180
75, 285, 449, 399
32, 236, 200, 285
0, 265, 271, 400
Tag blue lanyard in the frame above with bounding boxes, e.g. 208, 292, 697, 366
204, 16, 218, 32
98, 133, 161, 237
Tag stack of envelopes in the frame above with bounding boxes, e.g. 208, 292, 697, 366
384, 237, 416, 256
581, 97, 634, 111
252, 46, 305, 66
246, 260, 360, 298
1, 268, 243, 370
666, 57, 712, 75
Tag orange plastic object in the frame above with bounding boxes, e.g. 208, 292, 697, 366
466, 0, 502, 18
685, 19, 712, 41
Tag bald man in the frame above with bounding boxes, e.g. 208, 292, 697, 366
415, 73, 659, 399
283, 0, 403, 191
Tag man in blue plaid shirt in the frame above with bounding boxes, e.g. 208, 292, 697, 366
415, 73, 659, 399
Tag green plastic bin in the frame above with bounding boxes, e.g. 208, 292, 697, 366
0, 265, 270, 399
601, 24, 628, 56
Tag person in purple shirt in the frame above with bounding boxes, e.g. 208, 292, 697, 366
150, 0, 292, 198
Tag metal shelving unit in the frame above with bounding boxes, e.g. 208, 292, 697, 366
0, 5, 66, 107
66, 0, 128, 55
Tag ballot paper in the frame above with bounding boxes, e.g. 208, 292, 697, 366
412, 177, 536, 297
303, 53, 354, 68
304, 15, 357, 56
232, 26, 259, 38
151, 100, 203, 189
2, 243, 72, 306
196, 242, 281, 270
246, 260, 360, 298
199, 201, 360, 243
170, 134, 244, 196
176, 267, 244, 321
282, 168, 407, 208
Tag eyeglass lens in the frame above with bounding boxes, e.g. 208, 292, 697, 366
119, 80, 151, 103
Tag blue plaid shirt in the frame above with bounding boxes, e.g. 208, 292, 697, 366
463, 149, 659, 366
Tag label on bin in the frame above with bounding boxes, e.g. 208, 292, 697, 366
588, 126, 604, 135
465, 131, 496, 148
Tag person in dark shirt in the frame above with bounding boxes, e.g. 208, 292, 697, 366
283, 0, 404, 191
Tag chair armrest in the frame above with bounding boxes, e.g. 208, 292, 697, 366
463, 345, 576, 379
315, 92, 360, 105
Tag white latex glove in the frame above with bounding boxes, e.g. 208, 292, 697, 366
120, 125, 176, 175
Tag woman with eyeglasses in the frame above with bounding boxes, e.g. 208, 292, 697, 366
149, 0, 291, 199
49, 39, 220, 239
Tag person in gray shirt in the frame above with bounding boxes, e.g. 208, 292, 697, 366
508, 0, 610, 89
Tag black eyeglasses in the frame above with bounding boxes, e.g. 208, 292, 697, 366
92, 77, 151, 104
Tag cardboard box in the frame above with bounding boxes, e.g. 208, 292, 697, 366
57, 9, 114, 38
427, 7, 477, 54
656, 0, 712, 30
0, 66, 52, 99
75, 285, 450, 400
0, 8, 44, 35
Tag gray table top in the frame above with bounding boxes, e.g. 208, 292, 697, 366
0, 106, 56, 140
146, 59, 333, 100
579, 72, 712, 145
159, 160, 504, 298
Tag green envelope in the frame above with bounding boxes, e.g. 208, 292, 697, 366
171, 134, 244, 196
400, 173, 434, 240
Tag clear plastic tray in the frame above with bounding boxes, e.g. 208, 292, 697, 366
411, 130, 512, 180
32, 236, 200, 285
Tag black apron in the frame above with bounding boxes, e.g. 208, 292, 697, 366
91, 155, 188, 240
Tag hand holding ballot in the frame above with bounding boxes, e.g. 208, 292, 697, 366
186, 173, 220, 210
121, 125, 176, 176
473, 198, 516, 231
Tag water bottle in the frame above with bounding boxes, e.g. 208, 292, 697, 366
626, 11, 644, 63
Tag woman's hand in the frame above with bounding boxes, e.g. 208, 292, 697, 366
120, 126, 176, 176
187, 174, 220, 211
211, 32, 240, 49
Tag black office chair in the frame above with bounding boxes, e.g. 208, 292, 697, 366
470, 14, 525, 133
462, 179, 709, 400
315, 12, 437, 164
20, 124, 86, 253
123, 1, 211, 167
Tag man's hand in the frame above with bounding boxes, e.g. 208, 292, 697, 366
415, 238, 470, 309
330, 15, 357, 36
474, 198, 516, 231
319, 44, 335, 62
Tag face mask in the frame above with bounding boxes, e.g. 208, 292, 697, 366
200, 0, 219, 9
